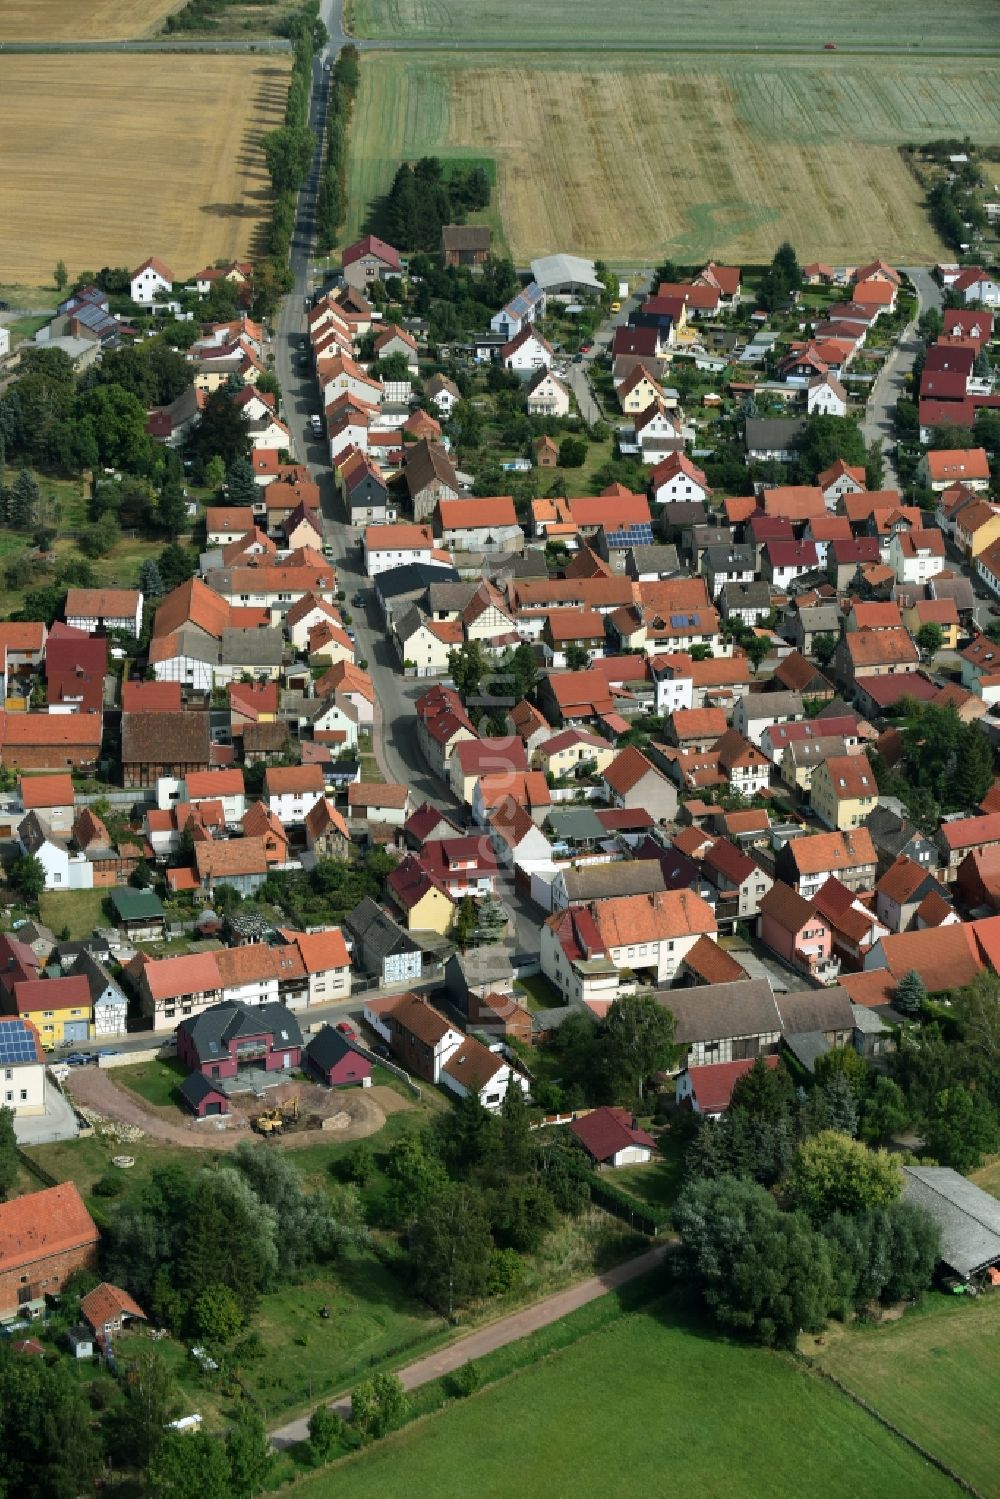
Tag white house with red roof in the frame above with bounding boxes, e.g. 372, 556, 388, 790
568, 1106, 655, 1167
651, 452, 710, 506
130, 256, 173, 304
675, 1056, 780, 1119
952, 267, 1000, 308
807, 373, 848, 417
501, 325, 553, 373
920, 447, 991, 494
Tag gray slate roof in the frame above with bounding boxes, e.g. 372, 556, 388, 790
345, 897, 419, 961
902, 1166, 1000, 1279
306, 1023, 361, 1073
662, 979, 781, 1045
740, 691, 804, 721
561, 862, 667, 903
776, 984, 854, 1035
220, 627, 284, 667
177, 1000, 302, 1066
723, 581, 772, 611
795, 605, 842, 634
745, 416, 807, 452
626, 543, 680, 577
179, 1071, 226, 1110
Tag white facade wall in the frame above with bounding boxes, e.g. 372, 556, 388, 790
1, 1059, 45, 1117
268, 789, 324, 825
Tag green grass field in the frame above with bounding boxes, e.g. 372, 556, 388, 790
814, 1294, 1000, 1498
114, 1056, 188, 1110
39, 888, 111, 940
347, 0, 998, 50
345, 52, 1000, 263
291, 1302, 955, 1499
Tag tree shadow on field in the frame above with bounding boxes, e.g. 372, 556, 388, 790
200, 201, 261, 220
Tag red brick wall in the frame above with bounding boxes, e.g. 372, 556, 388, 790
3, 746, 98, 770
0, 1241, 99, 1317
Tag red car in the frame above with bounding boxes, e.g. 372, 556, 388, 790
580, 342, 593, 353
336, 1021, 358, 1041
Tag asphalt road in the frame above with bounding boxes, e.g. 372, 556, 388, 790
267, 4, 542, 960
860, 266, 942, 489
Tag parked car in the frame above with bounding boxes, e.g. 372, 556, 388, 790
336, 1021, 358, 1041
372, 1042, 392, 1061
352, 591, 366, 607
63, 1053, 92, 1067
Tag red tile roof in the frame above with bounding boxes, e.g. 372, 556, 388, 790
568, 1106, 656, 1162
18, 774, 74, 809
0, 1183, 98, 1275
80, 1282, 145, 1331
685, 1056, 780, 1114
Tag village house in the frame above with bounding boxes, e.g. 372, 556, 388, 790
130, 256, 173, 304
0, 1183, 99, 1319
0, 1016, 46, 1119
341, 234, 403, 291
810, 753, 878, 831
777, 827, 878, 899
568, 1107, 656, 1168
121, 711, 211, 789
759, 881, 839, 983
525, 368, 571, 417
920, 447, 991, 494
345, 899, 423, 986
541, 889, 717, 1006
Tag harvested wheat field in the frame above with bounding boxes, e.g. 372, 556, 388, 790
348, 53, 1000, 264
0, 0, 182, 41
0, 55, 289, 285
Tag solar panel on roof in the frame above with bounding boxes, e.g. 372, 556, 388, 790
0, 1019, 40, 1065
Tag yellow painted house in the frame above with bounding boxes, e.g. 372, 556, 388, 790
954, 500, 1000, 559
901, 599, 959, 652
11, 973, 94, 1047
810, 754, 878, 832
619, 369, 664, 415
387, 856, 456, 936
535, 729, 617, 780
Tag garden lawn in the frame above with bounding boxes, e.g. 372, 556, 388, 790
39, 888, 111, 940
20, 1132, 194, 1209
611, 1132, 686, 1210
113, 1056, 188, 1110
242, 1252, 446, 1422
291, 1302, 954, 1499
814, 1293, 1000, 1498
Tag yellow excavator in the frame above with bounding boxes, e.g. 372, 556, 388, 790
253, 1106, 284, 1135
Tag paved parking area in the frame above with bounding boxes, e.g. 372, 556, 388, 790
14, 1077, 79, 1145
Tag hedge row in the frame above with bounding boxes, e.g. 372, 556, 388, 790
315, 45, 360, 256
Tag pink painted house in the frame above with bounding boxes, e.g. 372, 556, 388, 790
758, 880, 839, 981
176, 1000, 303, 1085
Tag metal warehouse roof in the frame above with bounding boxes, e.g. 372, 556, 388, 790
903, 1166, 1000, 1279
530, 254, 604, 292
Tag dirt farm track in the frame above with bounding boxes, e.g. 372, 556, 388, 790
0, 55, 289, 286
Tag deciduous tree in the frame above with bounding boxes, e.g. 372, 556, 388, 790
604, 993, 677, 1103
788, 1131, 902, 1223
409, 1184, 492, 1318
674, 1174, 834, 1348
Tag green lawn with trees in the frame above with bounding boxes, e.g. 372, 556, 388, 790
295, 1300, 955, 1499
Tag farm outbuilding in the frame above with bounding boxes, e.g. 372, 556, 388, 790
902, 1166, 1000, 1281
305, 1025, 373, 1089
530, 254, 604, 296
178, 1072, 230, 1119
